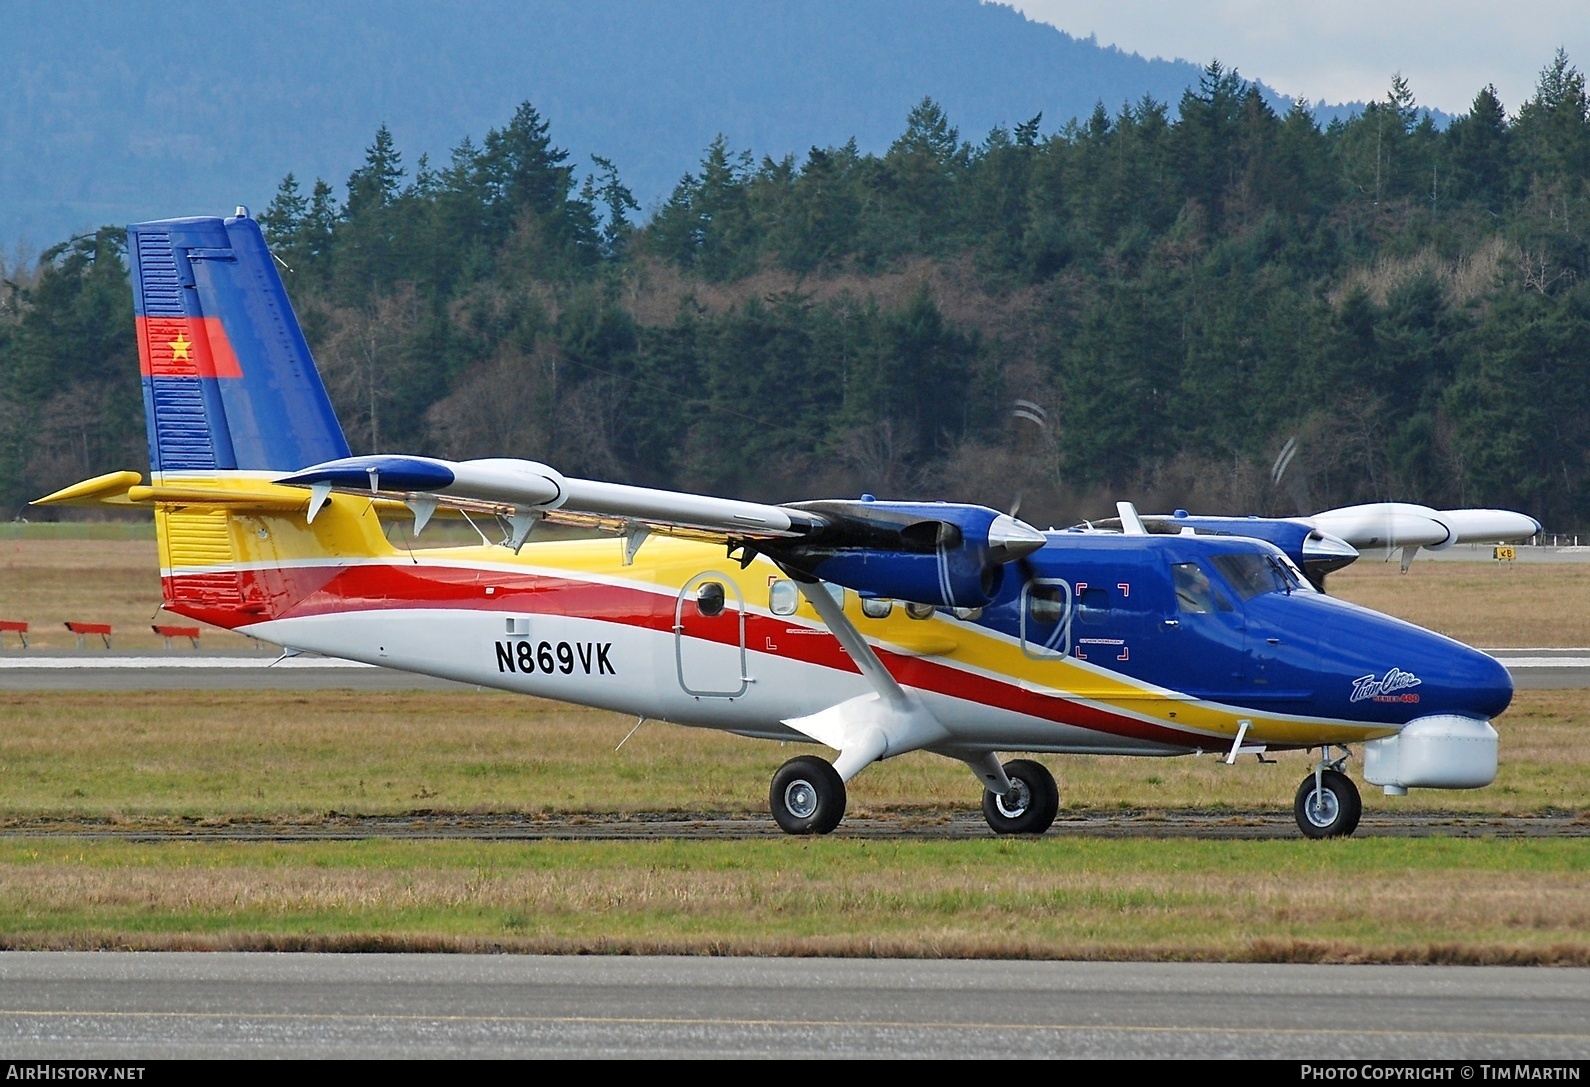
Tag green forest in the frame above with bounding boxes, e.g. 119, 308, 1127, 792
3, 56, 1589, 529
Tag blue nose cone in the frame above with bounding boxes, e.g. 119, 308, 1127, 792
1388, 631, 1513, 722
1453, 644, 1514, 721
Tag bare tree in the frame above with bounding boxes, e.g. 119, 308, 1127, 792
318, 287, 421, 452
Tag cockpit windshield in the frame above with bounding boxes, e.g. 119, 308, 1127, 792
1210, 551, 1310, 599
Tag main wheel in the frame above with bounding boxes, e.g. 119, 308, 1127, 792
1293, 769, 1362, 839
770, 755, 847, 835
981, 758, 1059, 835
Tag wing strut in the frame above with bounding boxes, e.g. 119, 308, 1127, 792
783, 576, 948, 781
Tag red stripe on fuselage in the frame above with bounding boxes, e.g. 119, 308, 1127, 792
136, 316, 243, 378
165, 561, 1205, 747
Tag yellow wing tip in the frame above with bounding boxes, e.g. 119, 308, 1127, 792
31, 470, 144, 507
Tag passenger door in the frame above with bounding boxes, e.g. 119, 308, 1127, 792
673, 572, 748, 697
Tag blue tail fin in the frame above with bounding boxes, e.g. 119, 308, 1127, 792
127, 209, 351, 475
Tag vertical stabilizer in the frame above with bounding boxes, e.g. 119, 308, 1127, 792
128, 209, 350, 476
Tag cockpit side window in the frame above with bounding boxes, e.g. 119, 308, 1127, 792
1172, 562, 1217, 614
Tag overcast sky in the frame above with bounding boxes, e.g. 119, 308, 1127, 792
1006, 1, 1589, 115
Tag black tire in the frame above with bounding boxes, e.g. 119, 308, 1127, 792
981, 758, 1059, 835
1293, 769, 1362, 839
770, 755, 847, 835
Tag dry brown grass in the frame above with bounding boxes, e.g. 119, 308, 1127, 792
1329, 559, 1590, 647
0, 537, 253, 650
0, 836, 1582, 962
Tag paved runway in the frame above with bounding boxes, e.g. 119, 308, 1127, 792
1482, 647, 1590, 689
3, 648, 1589, 689
0, 954, 1583, 1059
0, 652, 469, 690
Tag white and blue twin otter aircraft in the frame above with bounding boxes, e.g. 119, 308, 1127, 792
41, 210, 1522, 839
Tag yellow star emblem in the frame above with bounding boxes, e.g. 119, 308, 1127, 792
170, 332, 191, 362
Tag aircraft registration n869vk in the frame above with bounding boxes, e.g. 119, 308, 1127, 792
39, 210, 1515, 839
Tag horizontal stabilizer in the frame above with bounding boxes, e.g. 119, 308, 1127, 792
31, 471, 144, 507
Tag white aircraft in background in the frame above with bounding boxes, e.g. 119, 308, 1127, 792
1308, 504, 1542, 572
1097, 504, 1541, 589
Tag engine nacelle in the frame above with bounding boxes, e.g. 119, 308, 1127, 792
768, 500, 1044, 609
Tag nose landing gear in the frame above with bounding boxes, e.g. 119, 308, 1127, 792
981, 758, 1059, 835
1294, 748, 1362, 838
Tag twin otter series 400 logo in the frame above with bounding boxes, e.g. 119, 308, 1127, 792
1350, 667, 1422, 704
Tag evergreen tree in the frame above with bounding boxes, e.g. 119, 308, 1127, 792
1512, 49, 1590, 191
1447, 85, 1510, 207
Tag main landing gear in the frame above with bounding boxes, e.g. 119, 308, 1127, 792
770, 755, 847, 835
1293, 748, 1362, 839
768, 754, 1063, 837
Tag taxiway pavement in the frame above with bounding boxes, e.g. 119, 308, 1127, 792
0, 954, 1583, 1059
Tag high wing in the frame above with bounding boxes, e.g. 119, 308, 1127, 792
276, 453, 1048, 599
276, 453, 821, 550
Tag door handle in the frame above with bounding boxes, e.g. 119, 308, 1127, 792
1163, 619, 1180, 628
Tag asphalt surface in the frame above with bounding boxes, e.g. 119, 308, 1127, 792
0, 651, 469, 690
3, 647, 1588, 688
0, 954, 1582, 1059
2, 808, 1584, 842
1482, 647, 1590, 689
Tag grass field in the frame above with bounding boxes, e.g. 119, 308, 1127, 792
1328, 557, 1590, 647
0, 688, 1584, 818
0, 836, 1582, 962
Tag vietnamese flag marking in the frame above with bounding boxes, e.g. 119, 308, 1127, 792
137, 316, 243, 378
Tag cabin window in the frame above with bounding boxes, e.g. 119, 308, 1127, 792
1076, 586, 1109, 625
768, 579, 798, 616
904, 601, 935, 620
860, 596, 894, 619
696, 581, 727, 617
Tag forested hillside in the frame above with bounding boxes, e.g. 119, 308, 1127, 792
3, 57, 1588, 529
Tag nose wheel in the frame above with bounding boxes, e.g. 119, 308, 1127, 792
981, 758, 1059, 835
1294, 766, 1362, 839
770, 755, 847, 835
